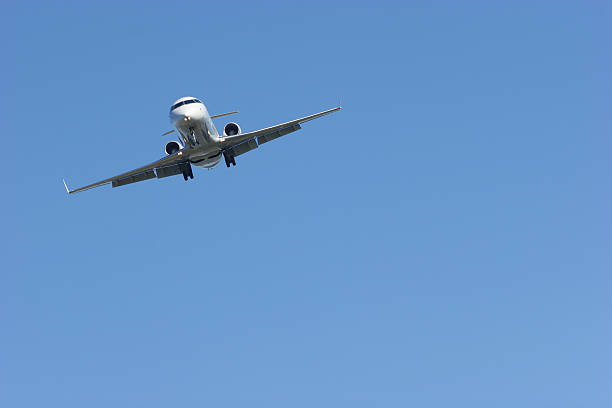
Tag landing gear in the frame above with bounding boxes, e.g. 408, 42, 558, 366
223, 151, 236, 168
189, 128, 199, 146
181, 162, 194, 181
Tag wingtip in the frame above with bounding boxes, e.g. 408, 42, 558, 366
62, 178, 71, 194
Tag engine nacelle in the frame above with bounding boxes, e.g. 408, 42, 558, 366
165, 140, 184, 155
223, 122, 241, 137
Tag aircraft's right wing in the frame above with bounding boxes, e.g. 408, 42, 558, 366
63, 150, 191, 194
219, 106, 341, 158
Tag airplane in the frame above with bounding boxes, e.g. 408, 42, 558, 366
63, 96, 341, 194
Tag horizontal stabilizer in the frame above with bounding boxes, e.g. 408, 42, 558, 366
211, 111, 239, 119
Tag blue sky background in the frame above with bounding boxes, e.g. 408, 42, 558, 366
2, 1, 611, 406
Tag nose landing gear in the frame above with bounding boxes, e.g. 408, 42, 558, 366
189, 128, 199, 146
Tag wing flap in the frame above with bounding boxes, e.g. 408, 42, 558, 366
112, 170, 157, 187
257, 124, 301, 145
228, 138, 258, 157
155, 162, 191, 179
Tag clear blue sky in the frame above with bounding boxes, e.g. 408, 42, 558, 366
2, 1, 611, 406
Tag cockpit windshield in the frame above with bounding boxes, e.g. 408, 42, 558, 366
170, 99, 202, 111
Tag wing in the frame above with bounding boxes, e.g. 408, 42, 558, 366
220, 106, 341, 158
63, 150, 190, 194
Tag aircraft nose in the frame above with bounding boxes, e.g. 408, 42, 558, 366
189, 108, 205, 120
170, 104, 205, 125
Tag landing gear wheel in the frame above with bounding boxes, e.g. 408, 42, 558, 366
189, 128, 198, 146
182, 163, 194, 181
224, 152, 236, 168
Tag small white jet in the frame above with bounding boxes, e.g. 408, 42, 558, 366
63, 96, 341, 194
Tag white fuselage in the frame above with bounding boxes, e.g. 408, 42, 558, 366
169, 97, 223, 169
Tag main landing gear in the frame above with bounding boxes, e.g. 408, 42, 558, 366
182, 163, 194, 181
223, 151, 236, 168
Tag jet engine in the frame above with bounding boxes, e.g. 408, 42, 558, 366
223, 122, 241, 137
165, 140, 184, 155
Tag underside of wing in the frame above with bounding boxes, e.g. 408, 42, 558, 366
63, 151, 190, 194
219, 106, 341, 158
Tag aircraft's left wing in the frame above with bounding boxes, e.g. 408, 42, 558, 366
219, 106, 341, 159
63, 151, 190, 194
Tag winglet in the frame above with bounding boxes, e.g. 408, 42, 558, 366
62, 178, 71, 194
338, 97, 342, 109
